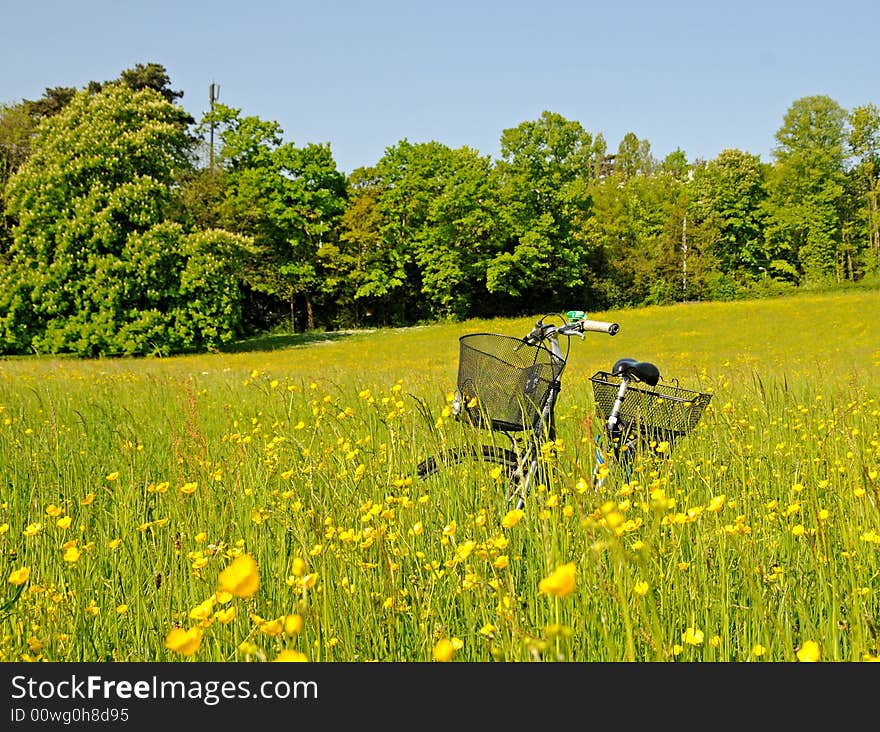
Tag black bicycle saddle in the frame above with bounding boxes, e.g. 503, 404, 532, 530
612, 357, 661, 386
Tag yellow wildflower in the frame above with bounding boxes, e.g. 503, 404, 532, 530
8, 567, 30, 586
213, 606, 236, 624
796, 640, 820, 662
217, 553, 260, 598
284, 614, 304, 636
189, 598, 216, 621
455, 540, 475, 562
238, 641, 259, 656
165, 627, 203, 657
501, 509, 524, 528
538, 562, 577, 598
258, 617, 285, 637
432, 638, 457, 662
273, 650, 308, 662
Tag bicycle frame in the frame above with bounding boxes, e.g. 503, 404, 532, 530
480, 314, 618, 508
513, 336, 643, 503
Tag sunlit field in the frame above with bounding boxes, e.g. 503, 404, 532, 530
1, 289, 879, 662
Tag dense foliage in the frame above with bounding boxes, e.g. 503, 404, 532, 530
0, 83, 251, 356
1, 63, 879, 355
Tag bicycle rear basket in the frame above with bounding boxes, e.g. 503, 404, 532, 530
456, 333, 566, 432
590, 371, 712, 444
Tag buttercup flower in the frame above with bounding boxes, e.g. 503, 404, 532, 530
273, 650, 308, 662
8, 567, 30, 586
165, 627, 203, 656
213, 606, 237, 624
796, 640, 820, 662
682, 627, 704, 646
538, 562, 577, 598
218, 553, 260, 598
432, 638, 457, 662
501, 509, 524, 528
284, 614, 304, 636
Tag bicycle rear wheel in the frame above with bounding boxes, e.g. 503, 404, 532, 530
417, 444, 529, 508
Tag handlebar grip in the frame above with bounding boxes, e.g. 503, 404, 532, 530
580, 319, 619, 336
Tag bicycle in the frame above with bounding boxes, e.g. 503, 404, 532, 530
416, 310, 712, 509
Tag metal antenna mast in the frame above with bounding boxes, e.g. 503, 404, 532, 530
209, 82, 220, 171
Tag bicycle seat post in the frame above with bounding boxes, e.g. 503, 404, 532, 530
607, 375, 630, 436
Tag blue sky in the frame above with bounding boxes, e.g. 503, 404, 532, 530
3, 0, 877, 174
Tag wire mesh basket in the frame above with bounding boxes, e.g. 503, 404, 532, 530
455, 333, 567, 432
590, 370, 712, 443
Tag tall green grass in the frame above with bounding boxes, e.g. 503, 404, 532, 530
1, 290, 878, 661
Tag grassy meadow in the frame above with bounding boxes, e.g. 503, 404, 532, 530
1, 289, 879, 662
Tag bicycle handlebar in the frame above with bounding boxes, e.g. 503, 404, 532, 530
577, 319, 619, 336
522, 313, 620, 345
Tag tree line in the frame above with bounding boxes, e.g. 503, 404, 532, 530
1, 62, 878, 357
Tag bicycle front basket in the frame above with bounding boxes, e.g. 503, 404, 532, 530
456, 333, 566, 432
590, 371, 712, 443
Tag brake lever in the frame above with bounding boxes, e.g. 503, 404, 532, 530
516, 323, 544, 351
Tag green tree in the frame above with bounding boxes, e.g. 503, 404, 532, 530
614, 132, 655, 179
848, 103, 880, 275
690, 149, 768, 279
0, 83, 250, 356
4, 64, 190, 257
374, 140, 502, 320
764, 95, 849, 283
489, 111, 601, 312
588, 169, 701, 306
334, 140, 504, 325
22, 86, 77, 120
209, 104, 348, 331
334, 166, 401, 325
118, 62, 185, 104
0, 102, 34, 253
417, 145, 501, 318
